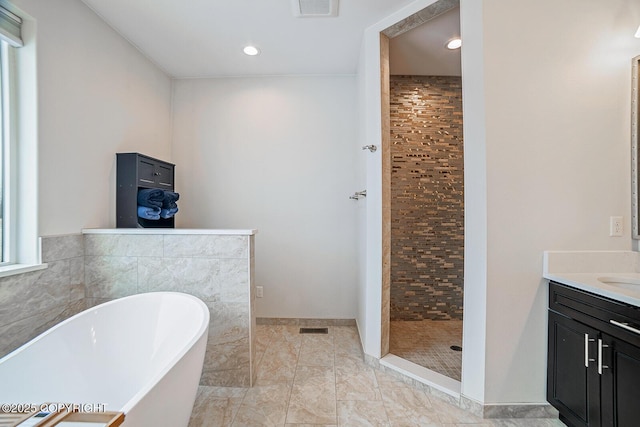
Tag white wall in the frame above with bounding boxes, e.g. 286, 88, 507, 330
12, 0, 172, 236
171, 76, 359, 319
359, 0, 640, 406
459, 0, 487, 403
481, 0, 640, 404
356, 35, 375, 353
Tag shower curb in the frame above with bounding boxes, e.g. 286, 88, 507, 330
364, 353, 558, 420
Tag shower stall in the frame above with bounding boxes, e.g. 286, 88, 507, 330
385, 5, 464, 381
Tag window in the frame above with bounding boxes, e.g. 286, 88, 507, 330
0, 2, 43, 276
0, 42, 4, 262
0, 4, 21, 266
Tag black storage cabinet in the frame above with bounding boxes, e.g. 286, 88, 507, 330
116, 152, 176, 228
547, 281, 640, 427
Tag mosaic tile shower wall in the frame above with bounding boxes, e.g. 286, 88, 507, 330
390, 75, 464, 321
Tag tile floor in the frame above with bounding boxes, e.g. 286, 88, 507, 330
389, 320, 463, 381
188, 324, 563, 427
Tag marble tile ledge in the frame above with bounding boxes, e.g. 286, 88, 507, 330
82, 228, 257, 236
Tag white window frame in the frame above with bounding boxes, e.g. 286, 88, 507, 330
0, 6, 45, 277
1, 40, 14, 266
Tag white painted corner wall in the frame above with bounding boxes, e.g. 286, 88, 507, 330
12, 0, 173, 236
458, 0, 487, 404
481, 0, 640, 404
171, 76, 359, 319
12, 0, 361, 321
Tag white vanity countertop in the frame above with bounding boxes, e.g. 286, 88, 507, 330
82, 228, 257, 236
543, 250, 640, 307
544, 272, 640, 307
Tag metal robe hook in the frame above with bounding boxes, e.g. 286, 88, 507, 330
362, 145, 377, 153
349, 190, 367, 200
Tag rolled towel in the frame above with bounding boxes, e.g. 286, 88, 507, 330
138, 205, 161, 220
137, 188, 165, 208
160, 206, 179, 219
162, 191, 180, 209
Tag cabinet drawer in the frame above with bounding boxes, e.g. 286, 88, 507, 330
155, 162, 173, 188
137, 157, 157, 186
136, 156, 174, 189
550, 282, 640, 347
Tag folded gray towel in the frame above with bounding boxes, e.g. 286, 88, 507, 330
161, 206, 179, 219
162, 191, 180, 209
137, 188, 165, 208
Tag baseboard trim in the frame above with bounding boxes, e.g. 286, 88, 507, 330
482, 403, 559, 419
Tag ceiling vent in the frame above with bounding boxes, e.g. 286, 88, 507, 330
291, 0, 339, 17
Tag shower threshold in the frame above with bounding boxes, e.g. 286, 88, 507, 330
380, 353, 461, 398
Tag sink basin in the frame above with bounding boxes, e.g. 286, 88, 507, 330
598, 276, 640, 289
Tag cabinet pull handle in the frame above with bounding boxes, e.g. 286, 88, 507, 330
598, 339, 610, 375
154, 172, 161, 176
584, 334, 595, 367
610, 319, 640, 335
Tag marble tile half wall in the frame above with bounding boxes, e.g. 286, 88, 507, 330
83, 233, 255, 387
0, 234, 85, 358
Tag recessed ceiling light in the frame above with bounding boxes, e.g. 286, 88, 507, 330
243, 45, 260, 56
446, 38, 462, 50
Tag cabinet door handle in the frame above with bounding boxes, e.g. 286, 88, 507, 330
610, 319, 640, 335
584, 334, 595, 367
598, 339, 610, 375
154, 172, 161, 176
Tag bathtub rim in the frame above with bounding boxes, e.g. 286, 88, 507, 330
0, 291, 210, 414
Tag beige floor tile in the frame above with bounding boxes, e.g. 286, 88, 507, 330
255, 337, 301, 385
190, 324, 561, 427
388, 420, 434, 427
298, 333, 335, 366
379, 379, 440, 426
334, 326, 364, 357
232, 383, 291, 427
254, 324, 274, 365
188, 386, 247, 427
335, 358, 382, 401
335, 352, 368, 371
285, 425, 337, 427
337, 400, 390, 426
286, 365, 337, 425
430, 398, 485, 425
441, 424, 493, 427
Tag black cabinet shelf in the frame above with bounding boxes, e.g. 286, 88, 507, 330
548, 282, 640, 427
116, 152, 176, 228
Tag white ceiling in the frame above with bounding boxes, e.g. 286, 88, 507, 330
80, 0, 460, 78
390, 6, 461, 76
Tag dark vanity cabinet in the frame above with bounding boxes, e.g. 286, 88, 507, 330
116, 152, 175, 228
548, 282, 640, 427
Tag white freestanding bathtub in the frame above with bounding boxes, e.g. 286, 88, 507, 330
0, 292, 209, 427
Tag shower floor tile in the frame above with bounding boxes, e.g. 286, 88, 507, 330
389, 319, 463, 381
